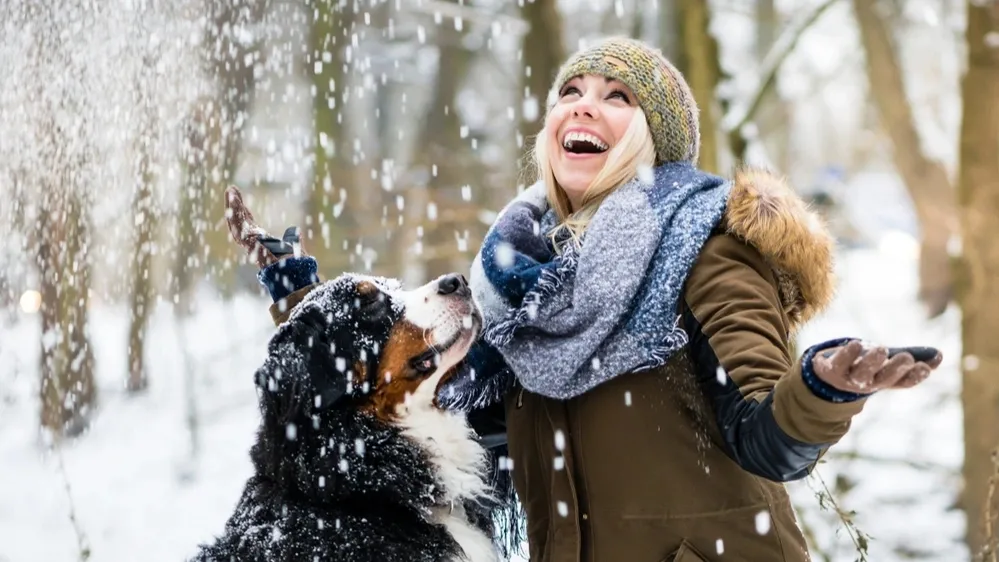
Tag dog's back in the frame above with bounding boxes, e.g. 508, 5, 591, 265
191, 275, 498, 562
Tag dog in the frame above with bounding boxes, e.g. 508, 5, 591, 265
190, 272, 499, 562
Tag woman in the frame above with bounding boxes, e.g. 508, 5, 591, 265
228, 37, 941, 562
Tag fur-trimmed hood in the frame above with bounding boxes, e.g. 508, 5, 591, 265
723, 168, 837, 329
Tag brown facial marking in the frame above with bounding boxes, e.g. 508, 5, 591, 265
351, 361, 368, 392
356, 280, 378, 301
363, 319, 434, 421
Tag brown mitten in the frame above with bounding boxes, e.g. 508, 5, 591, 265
812, 341, 943, 393
224, 185, 307, 269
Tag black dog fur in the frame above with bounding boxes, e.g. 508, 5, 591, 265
190, 277, 486, 562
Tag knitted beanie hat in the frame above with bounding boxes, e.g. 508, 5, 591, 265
547, 37, 700, 165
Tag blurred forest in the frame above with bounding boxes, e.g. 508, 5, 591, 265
1, 0, 998, 560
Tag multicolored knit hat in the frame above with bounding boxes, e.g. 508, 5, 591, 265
547, 37, 700, 165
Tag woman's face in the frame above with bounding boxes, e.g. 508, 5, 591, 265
545, 74, 638, 210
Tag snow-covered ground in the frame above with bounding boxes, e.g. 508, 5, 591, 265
0, 235, 964, 562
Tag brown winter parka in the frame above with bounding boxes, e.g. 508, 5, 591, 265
267, 169, 863, 562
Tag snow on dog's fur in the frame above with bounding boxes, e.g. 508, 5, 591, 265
190, 273, 498, 562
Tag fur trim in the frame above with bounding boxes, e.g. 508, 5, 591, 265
724, 168, 837, 329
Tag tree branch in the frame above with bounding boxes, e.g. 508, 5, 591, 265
826, 450, 954, 474
405, 0, 529, 35
56, 446, 91, 561
723, 0, 841, 158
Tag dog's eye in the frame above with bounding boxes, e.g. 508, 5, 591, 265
409, 351, 438, 375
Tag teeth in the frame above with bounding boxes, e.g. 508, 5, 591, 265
562, 131, 608, 151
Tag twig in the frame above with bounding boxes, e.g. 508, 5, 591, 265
798, 508, 834, 562
809, 469, 872, 561
55, 446, 91, 561
173, 313, 200, 472
826, 450, 954, 474
979, 446, 999, 562
722, 0, 841, 135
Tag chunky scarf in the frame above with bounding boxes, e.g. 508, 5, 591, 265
469, 161, 732, 400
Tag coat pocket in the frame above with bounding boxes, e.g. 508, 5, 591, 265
662, 539, 709, 562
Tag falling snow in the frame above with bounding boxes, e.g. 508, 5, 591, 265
0, 0, 978, 560
755, 510, 772, 535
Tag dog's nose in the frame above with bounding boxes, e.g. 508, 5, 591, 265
437, 273, 469, 296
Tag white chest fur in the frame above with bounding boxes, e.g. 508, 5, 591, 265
396, 379, 498, 562
430, 503, 499, 562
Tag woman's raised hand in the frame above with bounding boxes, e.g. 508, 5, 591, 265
224, 185, 305, 269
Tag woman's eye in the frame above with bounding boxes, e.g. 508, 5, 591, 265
560, 86, 581, 98
608, 90, 630, 103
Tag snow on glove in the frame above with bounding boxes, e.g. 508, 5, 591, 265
813, 340, 944, 394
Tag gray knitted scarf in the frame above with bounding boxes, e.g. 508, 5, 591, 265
469, 161, 731, 400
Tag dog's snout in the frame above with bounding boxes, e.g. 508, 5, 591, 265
437, 273, 469, 296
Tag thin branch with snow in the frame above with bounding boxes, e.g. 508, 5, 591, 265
55, 447, 91, 561
722, 0, 841, 156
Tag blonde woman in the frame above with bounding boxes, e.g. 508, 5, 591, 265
466, 38, 941, 561
229, 37, 942, 562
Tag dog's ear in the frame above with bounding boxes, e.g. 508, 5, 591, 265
298, 303, 354, 410
262, 302, 350, 410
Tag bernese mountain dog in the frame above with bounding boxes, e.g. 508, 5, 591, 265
190, 272, 499, 562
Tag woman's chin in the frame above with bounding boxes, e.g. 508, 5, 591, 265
554, 159, 604, 197
554, 177, 592, 201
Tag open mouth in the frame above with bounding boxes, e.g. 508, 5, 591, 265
562, 131, 609, 154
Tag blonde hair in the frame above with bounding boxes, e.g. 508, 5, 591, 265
533, 108, 656, 252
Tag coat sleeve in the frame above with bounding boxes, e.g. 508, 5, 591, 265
258, 256, 322, 326
681, 233, 867, 482
268, 284, 322, 325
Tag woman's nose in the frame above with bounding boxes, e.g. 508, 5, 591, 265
571, 94, 599, 119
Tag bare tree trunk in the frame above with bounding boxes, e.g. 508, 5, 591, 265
396, 6, 485, 283
173, 0, 268, 311
37, 188, 97, 438
657, 0, 681, 61
852, 0, 956, 317
402, 13, 480, 282
305, 0, 359, 279
366, 1, 403, 279
519, 0, 565, 164
126, 51, 160, 393
629, 0, 645, 39
675, 0, 722, 173
174, 108, 209, 316
725, 0, 838, 164
957, 2, 999, 557
755, 0, 790, 172
28, 2, 97, 439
